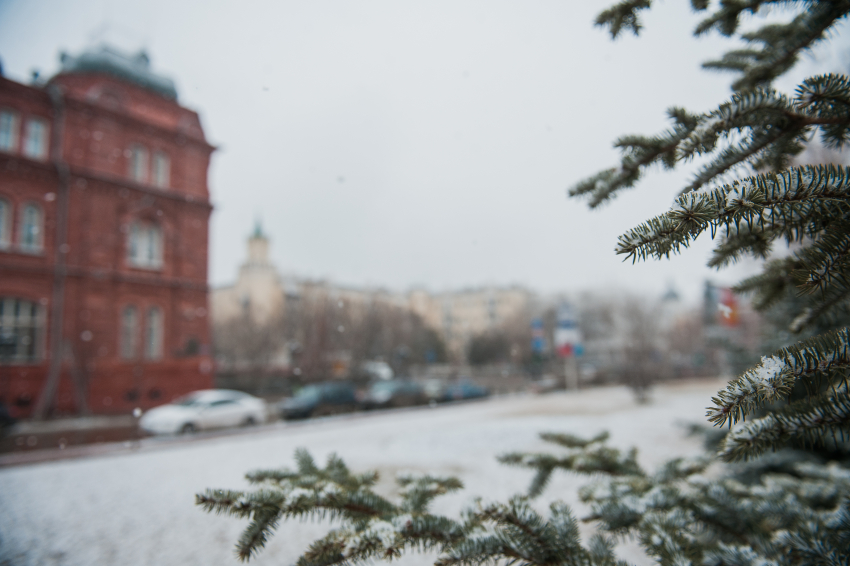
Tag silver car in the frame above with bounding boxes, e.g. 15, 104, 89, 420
139, 390, 267, 435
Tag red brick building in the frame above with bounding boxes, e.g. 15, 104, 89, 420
0, 46, 214, 418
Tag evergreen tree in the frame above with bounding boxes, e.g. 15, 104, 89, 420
199, 2, 850, 564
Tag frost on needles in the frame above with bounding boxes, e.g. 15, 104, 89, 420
200, 1, 850, 565
196, 436, 850, 566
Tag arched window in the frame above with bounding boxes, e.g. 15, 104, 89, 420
144, 306, 163, 360
152, 151, 170, 188
128, 145, 148, 183
128, 221, 163, 269
19, 203, 42, 253
120, 306, 138, 359
0, 198, 10, 249
0, 297, 43, 363
0, 110, 19, 152
22, 117, 48, 160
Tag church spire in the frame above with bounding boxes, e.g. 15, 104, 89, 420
251, 218, 266, 240
247, 219, 270, 265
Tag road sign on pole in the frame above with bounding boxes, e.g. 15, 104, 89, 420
531, 318, 547, 354
554, 303, 582, 390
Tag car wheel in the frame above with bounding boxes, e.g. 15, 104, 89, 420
313, 405, 334, 417
180, 423, 196, 434
242, 416, 257, 427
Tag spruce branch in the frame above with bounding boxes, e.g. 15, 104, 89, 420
615, 165, 850, 263
200, 436, 850, 565
702, 2, 850, 91
397, 474, 464, 513
499, 432, 645, 498
707, 327, 850, 428
733, 257, 801, 310
199, 445, 647, 566
236, 508, 282, 562
797, 74, 850, 149
692, 1, 805, 37
707, 223, 778, 268
196, 488, 282, 519
437, 498, 608, 566
540, 431, 610, 448
717, 388, 850, 461
792, 220, 850, 295
595, 0, 652, 38
572, 72, 850, 208
569, 108, 700, 207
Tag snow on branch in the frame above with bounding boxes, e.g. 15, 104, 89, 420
198, 446, 640, 566
499, 431, 645, 498
615, 164, 850, 262
707, 327, 850, 430
717, 389, 850, 461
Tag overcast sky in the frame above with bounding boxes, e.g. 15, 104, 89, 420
1, 1, 846, 304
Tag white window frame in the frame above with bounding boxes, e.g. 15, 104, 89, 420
22, 117, 49, 161
120, 305, 138, 360
151, 151, 170, 189
144, 306, 164, 360
128, 221, 163, 269
18, 203, 43, 253
128, 145, 149, 183
0, 109, 19, 153
0, 198, 10, 249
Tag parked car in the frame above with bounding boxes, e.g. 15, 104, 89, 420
442, 381, 490, 402
359, 360, 394, 381
0, 401, 16, 434
138, 390, 267, 435
422, 379, 447, 403
362, 380, 427, 410
277, 382, 358, 420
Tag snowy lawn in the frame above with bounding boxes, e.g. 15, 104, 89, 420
0, 379, 726, 566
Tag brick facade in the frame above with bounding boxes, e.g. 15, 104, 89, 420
0, 49, 214, 418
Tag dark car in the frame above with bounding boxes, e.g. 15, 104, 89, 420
0, 401, 16, 434
442, 381, 490, 402
362, 380, 427, 410
277, 382, 358, 420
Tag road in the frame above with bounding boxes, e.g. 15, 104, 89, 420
0, 379, 726, 566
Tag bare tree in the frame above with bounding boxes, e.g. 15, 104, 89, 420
620, 301, 667, 403
212, 310, 287, 392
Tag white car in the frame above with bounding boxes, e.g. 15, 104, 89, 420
139, 390, 267, 435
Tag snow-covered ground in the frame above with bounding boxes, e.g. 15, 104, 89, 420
0, 379, 726, 566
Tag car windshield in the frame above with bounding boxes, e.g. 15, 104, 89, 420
294, 386, 322, 401
370, 382, 400, 394
173, 393, 206, 406
173, 392, 226, 406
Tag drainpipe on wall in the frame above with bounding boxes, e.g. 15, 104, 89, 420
32, 84, 70, 420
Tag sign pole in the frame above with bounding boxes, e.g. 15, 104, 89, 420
554, 302, 582, 391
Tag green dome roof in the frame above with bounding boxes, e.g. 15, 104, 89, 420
58, 45, 178, 100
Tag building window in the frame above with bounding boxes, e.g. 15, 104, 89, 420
18, 204, 43, 253
120, 306, 138, 359
0, 298, 43, 364
152, 151, 170, 188
128, 222, 163, 269
144, 306, 163, 360
0, 198, 10, 249
128, 145, 148, 183
22, 117, 48, 160
0, 110, 19, 152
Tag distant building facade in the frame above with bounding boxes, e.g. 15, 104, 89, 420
211, 223, 285, 325
212, 229, 534, 364
408, 287, 534, 360
0, 46, 214, 417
